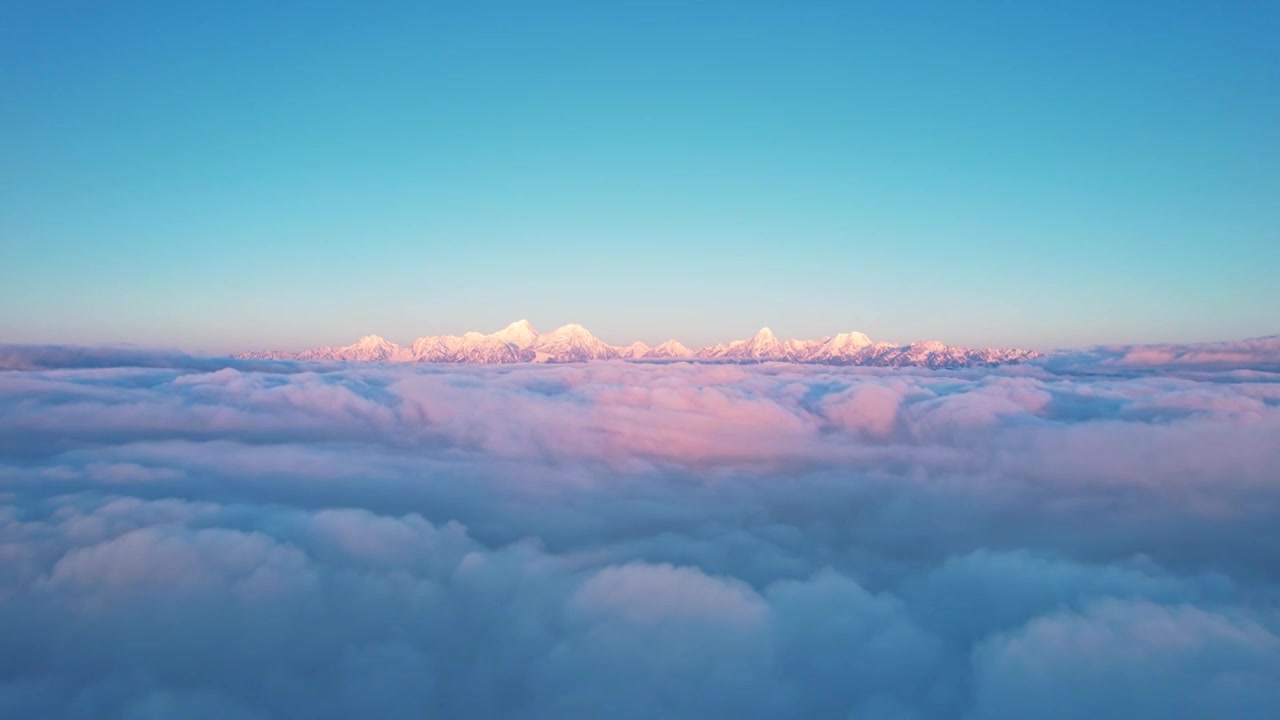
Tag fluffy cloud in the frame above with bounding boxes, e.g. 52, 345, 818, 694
0, 349, 1278, 718
971, 600, 1280, 720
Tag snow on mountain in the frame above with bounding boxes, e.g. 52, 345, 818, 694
617, 341, 651, 359
447, 333, 527, 364
830, 341, 900, 366
961, 346, 1041, 366
692, 328, 1038, 367
237, 321, 1039, 368
235, 349, 299, 361
350, 335, 408, 362
694, 342, 732, 359
888, 340, 958, 367
408, 335, 454, 362
784, 336, 830, 360
283, 335, 407, 363
874, 340, 1037, 368
409, 333, 527, 364
720, 327, 786, 361
293, 347, 339, 361
805, 331, 874, 363
491, 319, 539, 349
791, 336, 1038, 368
531, 324, 620, 363
643, 339, 694, 359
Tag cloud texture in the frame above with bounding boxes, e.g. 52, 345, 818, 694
1, 349, 1278, 718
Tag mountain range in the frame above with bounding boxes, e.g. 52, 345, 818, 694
236, 321, 1040, 368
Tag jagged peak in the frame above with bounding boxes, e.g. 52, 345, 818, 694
830, 331, 873, 347
501, 319, 536, 333
550, 323, 593, 336
246, 323, 1040, 368
617, 340, 651, 358
491, 319, 540, 349
645, 339, 694, 359
911, 340, 948, 351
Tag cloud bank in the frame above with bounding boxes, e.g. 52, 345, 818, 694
1046, 334, 1280, 372
1, 348, 1278, 719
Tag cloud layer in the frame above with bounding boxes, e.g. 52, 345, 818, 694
1047, 334, 1280, 372
1, 350, 1279, 719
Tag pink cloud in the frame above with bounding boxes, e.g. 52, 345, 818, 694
573, 562, 768, 627
2, 348, 1279, 718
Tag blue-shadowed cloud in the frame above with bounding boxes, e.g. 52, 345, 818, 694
0, 346, 1278, 718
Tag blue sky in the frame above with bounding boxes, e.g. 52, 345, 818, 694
2, 1, 1277, 352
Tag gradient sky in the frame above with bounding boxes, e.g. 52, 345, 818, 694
2, 1, 1277, 353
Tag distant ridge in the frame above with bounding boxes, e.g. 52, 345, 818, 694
237, 321, 1040, 368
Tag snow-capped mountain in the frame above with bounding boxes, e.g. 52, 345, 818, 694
452, 335, 528, 364
296, 335, 408, 363
694, 342, 734, 359
618, 341, 651, 359
531, 324, 620, 362
792, 336, 1039, 368
643, 339, 694, 359
784, 336, 830, 360
720, 327, 787, 361
805, 331, 874, 363
491, 319, 539, 349
237, 321, 1039, 367
408, 335, 451, 362
407, 331, 531, 364
241, 349, 301, 361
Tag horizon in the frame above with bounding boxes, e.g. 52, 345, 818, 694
234, 319, 1272, 356
8, 318, 1279, 357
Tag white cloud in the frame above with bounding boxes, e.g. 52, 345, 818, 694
0, 350, 1277, 718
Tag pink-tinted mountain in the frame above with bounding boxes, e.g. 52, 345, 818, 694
237, 321, 1040, 367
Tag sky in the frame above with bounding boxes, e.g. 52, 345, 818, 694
2, 0, 1277, 353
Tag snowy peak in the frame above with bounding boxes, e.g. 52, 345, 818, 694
695, 343, 731, 359
290, 334, 406, 363
550, 323, 592, 338
356, 334, 389, 347
492, 319, 539, 349
449, 335, 525, 364
784, 337, 828, 360
407, 335, 457, 362
532, 324, 619, 362
644, 339, 693, 359
408, 333, 525, 364
832, 331, 872, 349
807, 331, 873, 362
237, 322, 1040, 368
617, 341, 651, 359
722, 326, 786, 360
